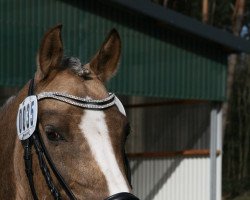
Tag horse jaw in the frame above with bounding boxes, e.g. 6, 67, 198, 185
79, 110, 130, 196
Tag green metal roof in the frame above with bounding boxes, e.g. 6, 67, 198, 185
0, 0, 227, 101
107, 0, 250, 53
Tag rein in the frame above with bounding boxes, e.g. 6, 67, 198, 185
19, 79, 139, 200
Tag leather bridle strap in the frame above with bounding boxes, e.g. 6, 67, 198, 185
22, 78, 77, 200
21, 78, 39, 200
22, 138, 39, 200
33, 129, 76, 199
32, 132, 62, 199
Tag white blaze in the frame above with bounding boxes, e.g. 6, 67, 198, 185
79, 110, 130, 195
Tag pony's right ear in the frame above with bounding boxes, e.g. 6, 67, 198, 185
35, 24, 63, 81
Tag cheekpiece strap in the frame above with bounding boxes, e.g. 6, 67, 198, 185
22, 78, 39, 200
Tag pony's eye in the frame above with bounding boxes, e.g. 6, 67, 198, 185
45, 126, 64, 141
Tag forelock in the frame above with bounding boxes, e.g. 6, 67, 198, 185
61, 57, 83, 74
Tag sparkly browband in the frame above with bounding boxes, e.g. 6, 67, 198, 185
37, 92, 116, 109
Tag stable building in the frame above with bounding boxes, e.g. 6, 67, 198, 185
1, 0, 250, 200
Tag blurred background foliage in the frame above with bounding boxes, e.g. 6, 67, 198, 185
152, 0, 250, 31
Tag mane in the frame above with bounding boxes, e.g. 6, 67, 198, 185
0, 94, 19, 199
0, 96, 16, 118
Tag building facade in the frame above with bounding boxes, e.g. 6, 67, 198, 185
1, 0, 250, 199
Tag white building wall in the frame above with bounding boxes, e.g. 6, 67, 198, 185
123, 98, 223, 200
130, 157, 211, 200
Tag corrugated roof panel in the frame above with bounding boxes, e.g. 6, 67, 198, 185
0, 0, 227, 101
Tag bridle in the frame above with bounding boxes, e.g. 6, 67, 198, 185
17, 79, 139, 200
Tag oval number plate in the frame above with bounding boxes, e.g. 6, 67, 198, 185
16, 95, 38, 140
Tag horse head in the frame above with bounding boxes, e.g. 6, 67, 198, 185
12, 25, 138, 200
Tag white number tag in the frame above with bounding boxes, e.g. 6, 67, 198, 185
16, 95, 38, 140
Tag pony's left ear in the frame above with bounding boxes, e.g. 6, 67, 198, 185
89, 29, 121, 82
35, 24, 63, 81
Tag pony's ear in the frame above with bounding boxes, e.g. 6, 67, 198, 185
89, 29, 121, 82
35, 24, 63, 81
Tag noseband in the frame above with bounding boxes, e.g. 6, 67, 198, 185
17, 79, 139, 200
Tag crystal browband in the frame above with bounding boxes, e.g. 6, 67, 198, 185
37, 92, 116, 109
